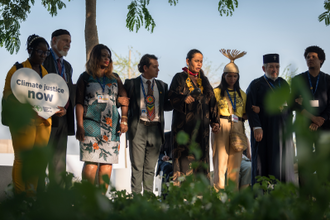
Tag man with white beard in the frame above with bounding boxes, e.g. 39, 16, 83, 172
40, 29, 75, 188
246, 54, 295, 186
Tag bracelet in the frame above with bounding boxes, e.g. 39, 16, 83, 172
121, 122, 128, 126
121, 116, 128, 119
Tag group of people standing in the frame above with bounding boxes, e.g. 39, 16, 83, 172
2, 28, 329, 195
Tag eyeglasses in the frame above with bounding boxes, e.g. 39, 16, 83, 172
35, 49, 50, 56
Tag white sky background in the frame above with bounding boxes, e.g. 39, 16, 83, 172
0, 0, 329, 154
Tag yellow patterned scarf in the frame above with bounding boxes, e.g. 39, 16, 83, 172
185, 72, 204, 94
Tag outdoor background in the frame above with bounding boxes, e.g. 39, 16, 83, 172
0, 0, 329, 155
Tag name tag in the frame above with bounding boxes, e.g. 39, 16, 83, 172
97, 95, 108, 103
231, 114, 239, 123
141, 109, 147, 117
310, 100, 319, 107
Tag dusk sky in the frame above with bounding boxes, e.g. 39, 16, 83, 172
0, 0, 329, 154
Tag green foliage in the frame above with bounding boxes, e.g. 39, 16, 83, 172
0, 0, 68, 54
41, 0, 69, 17
265, 85, 292, 114
126, 0, 156, 33
218, 0, 238, 16
4, 111, 330, 219
168, 0, 178, 6
319, 0, 330, 26
176, 130, 189, 145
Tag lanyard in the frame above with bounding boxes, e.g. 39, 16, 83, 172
307, 71, 320, 99
140, 76, 154, 99
50, 49, 65, 79
96, 75, 107, 93
38, 66, 42, 78
264, 74, 280, 89
226, 89, 236, 112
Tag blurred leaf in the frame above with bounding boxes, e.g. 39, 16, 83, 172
265, 86, 291, 114
176, 130, 189, 145
102, 174, 110, 185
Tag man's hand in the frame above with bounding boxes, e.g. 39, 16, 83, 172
311, 116, 325, 127
162, 155, 170, 162
251, 105, 260, 114
254, 128, 263, 142
55, 106, 66, 117
185, 95, 195, 104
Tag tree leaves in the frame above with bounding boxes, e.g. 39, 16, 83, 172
218, 0, 238, 17
0, 0, 68, 54
0, 0, 32, 54
126, 0, 156, 33
41, 0, 69, 17
319, 0, 330, 26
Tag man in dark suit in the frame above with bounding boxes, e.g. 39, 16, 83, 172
124, 54, 172, 194
41, 29, 75, 186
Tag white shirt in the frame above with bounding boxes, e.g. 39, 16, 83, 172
139, 75, 160, 122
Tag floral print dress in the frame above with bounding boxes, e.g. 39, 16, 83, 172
76, 72, 121, 164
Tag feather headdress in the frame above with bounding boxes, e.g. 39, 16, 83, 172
220, 49, 247, 73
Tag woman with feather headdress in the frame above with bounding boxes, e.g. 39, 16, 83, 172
212, 49, 251, 191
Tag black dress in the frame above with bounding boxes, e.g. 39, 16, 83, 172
246, 75, 295, 185
168, 71, 219, 184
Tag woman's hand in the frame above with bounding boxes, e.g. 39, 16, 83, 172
211, 123, 220, 133
309, 123, 319, 131
185, 95, 195, 104
119, 122, 128, 135
76, 125, 85, 141
117, 97, 130, 106
246, 150, 251, 160
251, 105, 260, 114
55, 106, 66, 117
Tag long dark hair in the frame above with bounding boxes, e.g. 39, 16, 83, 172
217, 72, 242, 98
86, 44, 115, 79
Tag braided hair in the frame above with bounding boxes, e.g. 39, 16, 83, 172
26, 34, 49, 52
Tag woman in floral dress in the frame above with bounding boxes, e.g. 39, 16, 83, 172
75, 44, 129, 191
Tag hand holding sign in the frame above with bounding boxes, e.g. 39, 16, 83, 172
10, 68, 69, 119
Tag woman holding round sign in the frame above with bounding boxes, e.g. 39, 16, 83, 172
76, 44, 129, 192
168, 49, 220, 186
212, 49, 251, 191
2, 34, 66, 195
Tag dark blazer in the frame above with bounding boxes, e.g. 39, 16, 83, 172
43, 53, 76, 135
124, 76, 172, 143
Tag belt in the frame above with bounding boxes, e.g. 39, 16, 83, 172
220, 115, 244, 122
139, 119, 160, 126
